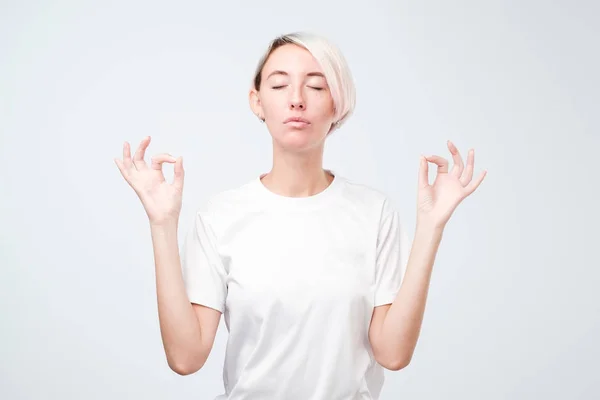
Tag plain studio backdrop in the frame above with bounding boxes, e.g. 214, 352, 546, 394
1, 0, 598, 399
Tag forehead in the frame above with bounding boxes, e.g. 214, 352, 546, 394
262, 44, 324, 76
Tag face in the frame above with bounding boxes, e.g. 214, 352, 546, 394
249, 44, 336, 152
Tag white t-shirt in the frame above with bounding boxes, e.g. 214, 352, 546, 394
181, 172, 410, 400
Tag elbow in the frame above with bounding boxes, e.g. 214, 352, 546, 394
167, 353, 207, 376
377, 353, 412, 371
385, 357, 411, 371
169, 359, 203, 376
170, 362, 199, 376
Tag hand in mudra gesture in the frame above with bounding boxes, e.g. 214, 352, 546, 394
417, 140, 487, 229
114, 136, 184, 225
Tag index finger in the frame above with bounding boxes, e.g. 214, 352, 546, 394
134, 136, 151, 163
448, 140, 464, 177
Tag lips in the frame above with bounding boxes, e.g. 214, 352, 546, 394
284, 117, 311, 124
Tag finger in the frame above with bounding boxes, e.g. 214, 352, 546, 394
150, 153, 176, 171
133, 136, 151, 169
425, 155, 449, 174
173, 156, 185, 192
464, 170, 487, 196
114, 158, 135, 188
418, 155, 429, 189
448, 140, 464, 178
114, 157, 128, 177
123, 141, 133, 169
460, 149, 475, 186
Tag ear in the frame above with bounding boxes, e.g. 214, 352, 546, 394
249, 88, 264, 121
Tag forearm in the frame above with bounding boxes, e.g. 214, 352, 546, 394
150, 221, 206, 372
381, 223, 444, 366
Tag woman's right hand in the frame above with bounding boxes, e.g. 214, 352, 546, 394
114, 136, 185, 226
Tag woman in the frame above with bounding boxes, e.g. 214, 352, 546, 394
115, 31, 486, 400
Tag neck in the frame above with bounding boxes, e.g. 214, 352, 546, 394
260, 142, 334, 198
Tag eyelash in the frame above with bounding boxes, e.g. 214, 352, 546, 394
272, 85, 324, 91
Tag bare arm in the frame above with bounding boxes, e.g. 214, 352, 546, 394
151, 220, 221, 375
369, 142, 486, 371
115, 136, 222, 375
369, 223, 442, 370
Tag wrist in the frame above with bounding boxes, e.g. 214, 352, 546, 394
415, 219, 445, 237
149, 217, 179, 231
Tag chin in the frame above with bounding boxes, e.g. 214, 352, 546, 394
272, 128, 325, 152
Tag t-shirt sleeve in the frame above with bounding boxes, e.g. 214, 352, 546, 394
180, 208, 227, 313
373, 200, 410, 307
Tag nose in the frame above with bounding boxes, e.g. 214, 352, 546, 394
289, 100, 305, 110
288, 87, 305, 110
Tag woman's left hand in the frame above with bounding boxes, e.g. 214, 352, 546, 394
417, 140, 487, 229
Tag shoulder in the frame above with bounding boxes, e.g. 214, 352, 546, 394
337, 175, 399, 218
206, 180, 256, 211
191, 177, 261, 225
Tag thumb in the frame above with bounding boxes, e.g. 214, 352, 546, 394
418, 155, 429, 189
173, 156, 185, 191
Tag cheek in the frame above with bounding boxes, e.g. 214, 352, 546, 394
259, 94, 284, 115
311, 93, 335, 118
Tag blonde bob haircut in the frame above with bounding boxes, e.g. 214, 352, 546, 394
251, 32, 356, 134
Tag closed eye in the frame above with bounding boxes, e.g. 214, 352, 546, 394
271, 85, 325, 90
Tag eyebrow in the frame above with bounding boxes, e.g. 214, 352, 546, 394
266, 70, 325, 79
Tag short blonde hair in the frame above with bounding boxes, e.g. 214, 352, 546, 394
252, 31, 356, 133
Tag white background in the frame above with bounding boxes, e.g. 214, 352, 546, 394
1, 0, 598, 399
